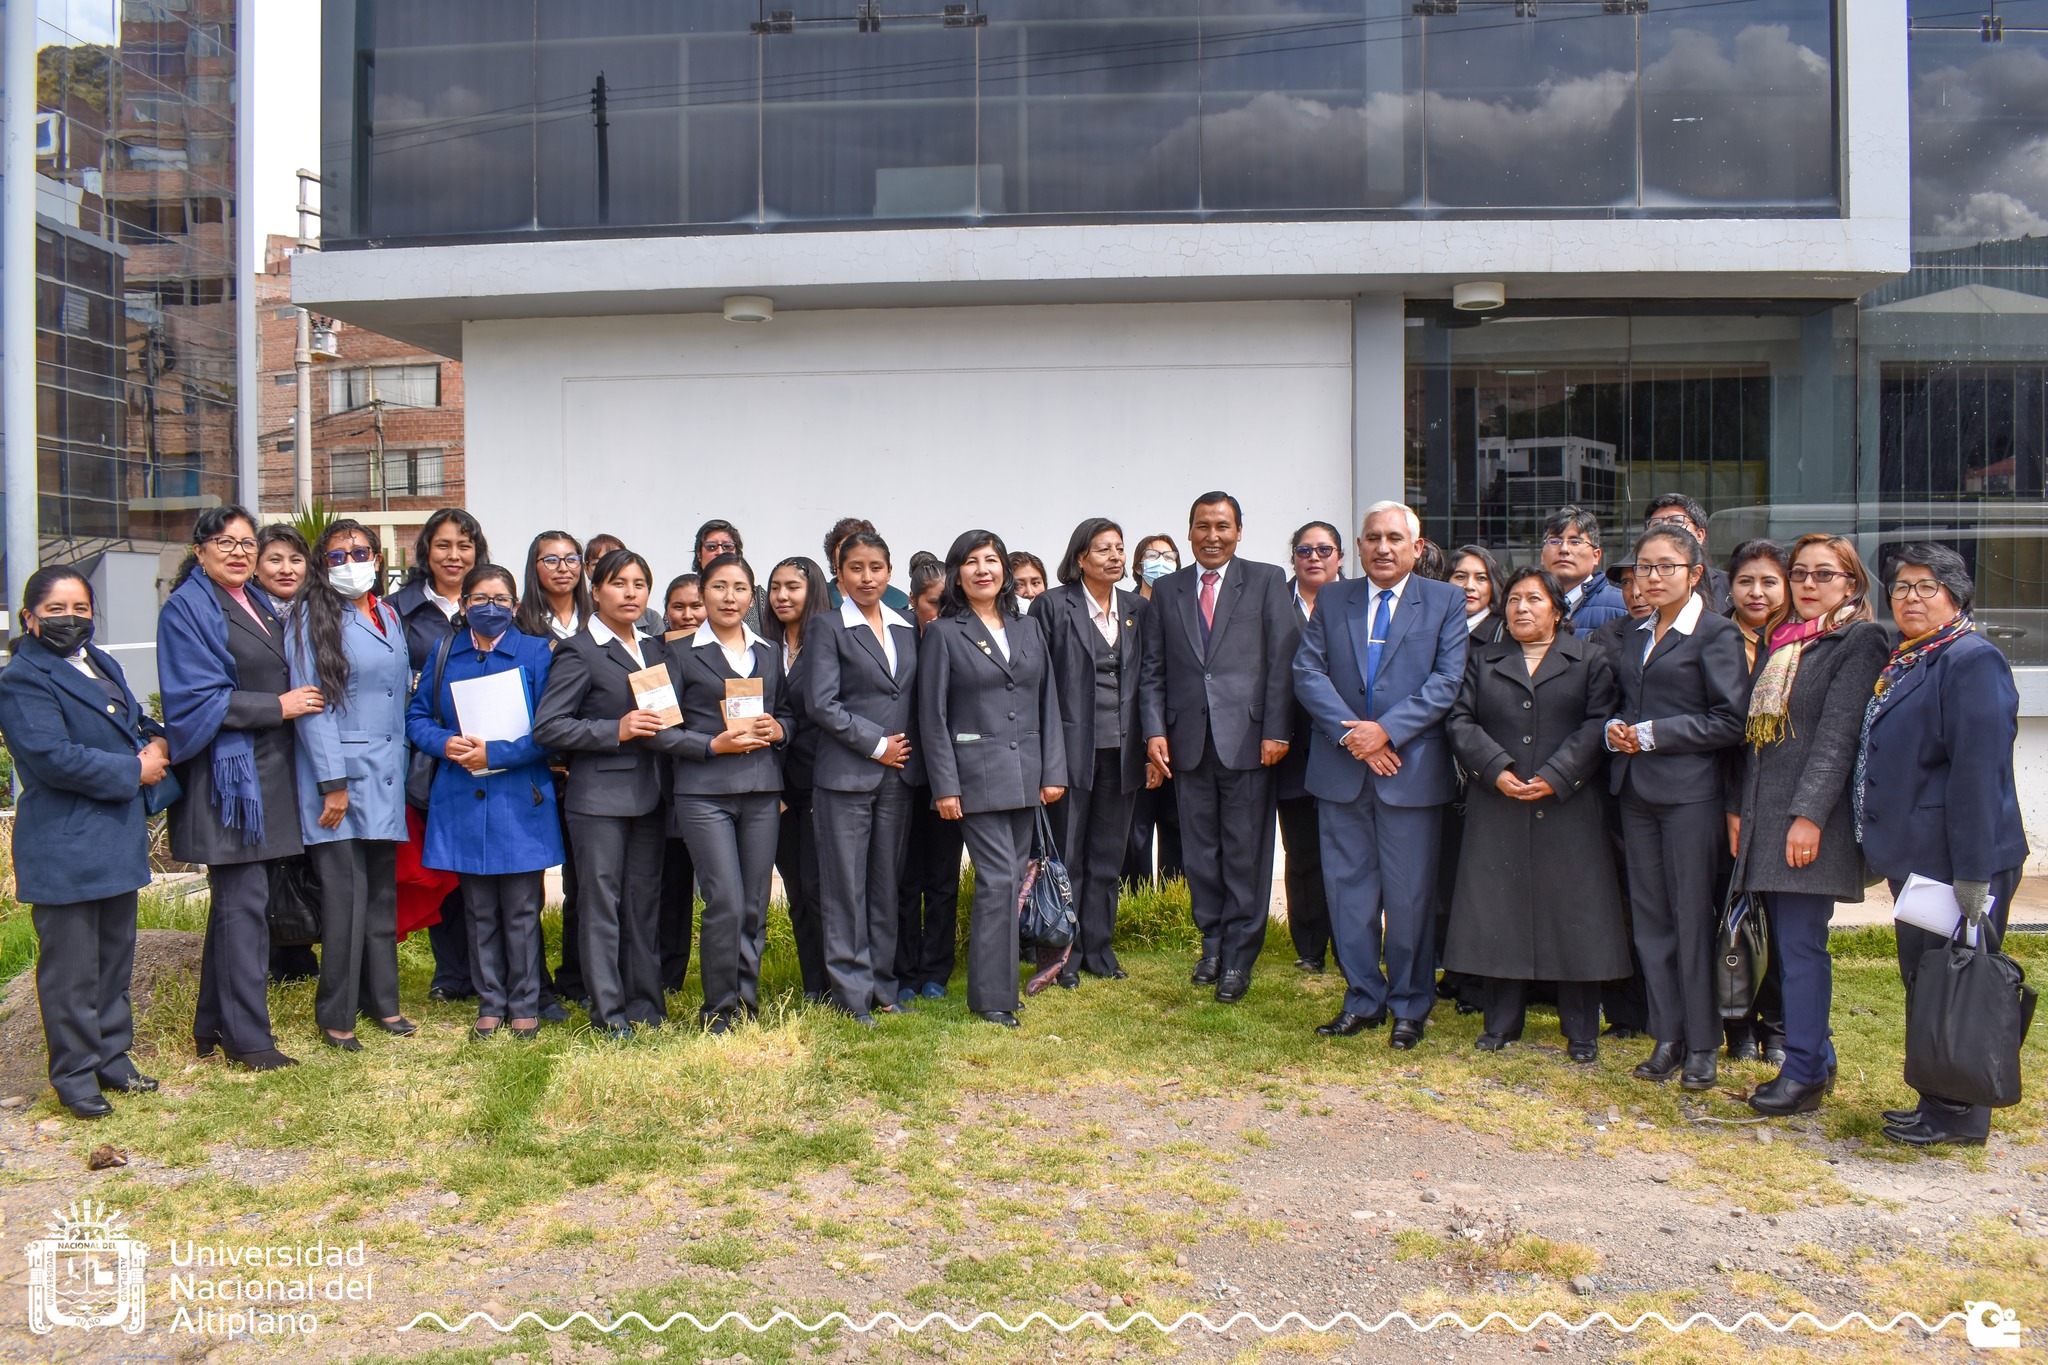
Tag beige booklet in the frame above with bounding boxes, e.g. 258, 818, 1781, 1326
628, 663, 682, 729
723, 678, 765, 734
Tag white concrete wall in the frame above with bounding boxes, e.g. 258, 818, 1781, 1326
2013, 718, 2048, 878
463, 301, 1359, 580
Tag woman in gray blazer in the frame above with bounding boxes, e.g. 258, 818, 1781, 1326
805, 531, 924, 1026
918, 531, 1069, 1028
664, 555, 793, 1034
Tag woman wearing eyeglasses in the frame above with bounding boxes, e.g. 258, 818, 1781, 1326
513, 531, 592, 1013
1604, 524, 1749, 1093
285, 520, 416, 1053
1277, 521, 1342, 975
158, 505, 326, 1069
1123, 535, 1185, 885
410, 565, 563, 1039
694, 521, 770, 631
1726, 535, 1887, 1115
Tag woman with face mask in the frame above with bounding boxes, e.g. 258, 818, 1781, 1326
285, 520, 416, 1052
1123, 535, 1185, 885
0, 567, 173, 1118
158, 505, 325, 1070
409, 565, 563, 1039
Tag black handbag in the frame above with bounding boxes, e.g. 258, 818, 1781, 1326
1905, 916, 2038, 1110
405, 634, 456, 809
265, 855, 324, 948
1715, 879, 1770, 1021
1017, 806, 1078, 950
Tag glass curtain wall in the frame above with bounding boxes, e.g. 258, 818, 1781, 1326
320, 0, 1839, 242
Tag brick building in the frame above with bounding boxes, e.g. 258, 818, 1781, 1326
255, 234, 463, 569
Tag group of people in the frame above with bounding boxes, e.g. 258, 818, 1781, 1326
0, 491, 2023, 1151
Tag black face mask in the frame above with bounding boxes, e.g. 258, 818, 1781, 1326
36, 614, 94, 656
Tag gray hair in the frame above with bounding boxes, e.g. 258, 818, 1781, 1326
1885, 541, 1975, 614
1361, 500, 1422, 539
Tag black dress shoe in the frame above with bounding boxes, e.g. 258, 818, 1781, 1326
1882, 1119, 1985, 1148
1881, 1105, 1924, 1126
321, 1032, 364, 1052
1316, 1011, 1384, 1037
1727, 1037, 1762, 1062
65, 1094, 114, 1120
223, 1045, 300, 1070
539, 1001, 571, 1023
1191, 956, 1220, 986
1106, 967, 1128, 980
1566, 1040, 1598, 1065
1057, 972, 1079, 990
428, 987, 451, 1003
1603, 1024, 1644, 1041
1764, 1046, 1787, 1068
1748, 1073, 1828, 1116
1473, 1032, 1518, 1052
1214, 970, 1249, 1004
372, 1016, 419, 1036
1389, 1018, 1426, 1050
1680, 1049, 1718, 1091
98, 1072, 158, 1093
1295, 958, 1325, 974
1634, 1041, 1684, 1081
194, 1033, 220, 1058
977, 1010, 1020, 1029
1453, 999, 1481, 1015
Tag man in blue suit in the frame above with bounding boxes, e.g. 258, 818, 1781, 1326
1293, 501, 1469, 1048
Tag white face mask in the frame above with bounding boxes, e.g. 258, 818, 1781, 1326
329, 560, 379, 598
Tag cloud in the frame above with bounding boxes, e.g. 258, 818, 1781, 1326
1912, 43, 2048, 247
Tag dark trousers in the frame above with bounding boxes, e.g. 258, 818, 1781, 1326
776, 789, 828, 998
1618, 789, 1725, 1053
310, 838, 401, 1033
197, 860, 276, 1052
1320, 791, 1442, 1022
567, 811, 667, 1028
816, 783, 914, 1014
897, 789, 963, 990
1122, 776, 1183, 884
960, 807, 1034, 1013
1600, 823, 1650, 1031
33, 893, 140, 1105
1766, 891, 1839, 1085
1894, 868, 2022, 1140
426, 884, 472, 997
1060, 751, 1138, 976
1276, 794, 1330, 967
463, 870, 543, 1020
269, 942, 319, 983
675, 792, 781, 1019
550, 772, 585, 1000
1175, 757, 1276, 976
1484, 977, 1600, 1045
658, 835, 697, 995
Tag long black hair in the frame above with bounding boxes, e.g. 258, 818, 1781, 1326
404, 507, 489, 589
514, 529, 592, 638
171, 503, 257, 588
297, 519, 383, 704
938, 529, 1018, 619
762, 556, 830, 654
1452, 544, 1505, 617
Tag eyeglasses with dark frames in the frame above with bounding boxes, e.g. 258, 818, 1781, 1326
206, 536, 258, 555
700, 540, 738, 556
466, 593, 515, 608
538, 553, 583, 569
1788, 568, 1847, 584
1293, 544, 1337, 560
1888, 579, 1946, 601
325, 547, 376, 565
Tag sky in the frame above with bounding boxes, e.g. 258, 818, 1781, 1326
250, 0, 322, 248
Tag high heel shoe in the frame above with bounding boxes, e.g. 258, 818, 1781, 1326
321, 1032, 363, 1053
194, 1033, 220, 1059
372, 1016, 419, 1036
222, 1045, 300, 1070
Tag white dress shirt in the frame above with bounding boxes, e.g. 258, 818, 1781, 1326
840, 597, 913, 673
1465, 608, 1491, 636
425, 585, 460, 620
1607, 592, 1707, 752
1084, 584, 1119, 644
588, 614, 648, 669
548, 608, 579, 641
693, 620, 767, 677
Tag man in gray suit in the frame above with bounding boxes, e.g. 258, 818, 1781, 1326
1138, 492, 1299, 1004
1293, 501, 1468, 1048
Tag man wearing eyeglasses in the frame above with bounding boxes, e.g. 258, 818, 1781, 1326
1642, 494, 1733, 615
1538, 507, 1627, 630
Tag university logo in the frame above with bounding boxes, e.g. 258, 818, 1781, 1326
26, 1200, 147, 1333
1966, 1300, 2023, 1350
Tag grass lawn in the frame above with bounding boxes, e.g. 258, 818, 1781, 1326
0, 875, 2041, 1364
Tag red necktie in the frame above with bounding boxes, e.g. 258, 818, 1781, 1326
1200, 570, 1220, 630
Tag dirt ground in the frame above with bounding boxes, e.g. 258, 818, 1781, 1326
0, 1079, 2038, 1365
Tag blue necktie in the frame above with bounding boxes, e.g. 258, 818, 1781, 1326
1365, 588, 1393, 705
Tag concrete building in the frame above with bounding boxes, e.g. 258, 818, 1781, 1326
296, 1, 2048, 865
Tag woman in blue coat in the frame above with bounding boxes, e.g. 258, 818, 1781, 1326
408, 565, 563, 1038
0, 567, 175, 1119
285, 520, 414, 1052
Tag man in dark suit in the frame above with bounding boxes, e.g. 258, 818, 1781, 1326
1293, 502, 1468, 1048
1643, 493, 1734, 615
1138, 492, 1299, 1003
1541, 506, 1628, 631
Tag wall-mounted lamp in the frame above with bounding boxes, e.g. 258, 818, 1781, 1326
1452, 281, 1506, 312
723, 294, 775, 323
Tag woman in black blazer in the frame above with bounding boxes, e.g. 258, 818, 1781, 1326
1605, 525, 1751, 1092
765, 556, 832, 1003
1450, 545, 1508, 646
1033, 518, 1152, 987
918, 531, 1069, 1028
806, 531, 924, 1025
664, 555, 792, 1034
0, 567, 174, 1117
157, 505, 326, 1070
533, 548, 685, 1037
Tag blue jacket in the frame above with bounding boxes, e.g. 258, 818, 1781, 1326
1859, 630, 2029, 884
1293, 575, 1469, 807
286, 598, 412, 844
407, 628, 563, 875
1566, 573, 1628, 632
0, 638, 163, 904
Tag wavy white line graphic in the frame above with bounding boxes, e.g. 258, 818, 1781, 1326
401, 1307, 1970, 1337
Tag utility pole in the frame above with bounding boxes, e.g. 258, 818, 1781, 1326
4, 0, 41, 626
295, 310, 314, 506
592, 72, 611, 227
